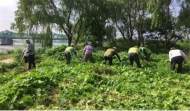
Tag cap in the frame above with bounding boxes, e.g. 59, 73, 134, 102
88, 41, 92, 45
26, 39, 30, 43
70, 43, 75, 47
113, 47, 117, 50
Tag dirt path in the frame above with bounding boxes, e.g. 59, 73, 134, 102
0, 58, 14, 63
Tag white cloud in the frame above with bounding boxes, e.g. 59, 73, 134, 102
0, 0, 18, 31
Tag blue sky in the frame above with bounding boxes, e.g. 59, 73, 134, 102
0, 0, 180, 32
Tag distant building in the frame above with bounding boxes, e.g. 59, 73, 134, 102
0, 30, 14, 45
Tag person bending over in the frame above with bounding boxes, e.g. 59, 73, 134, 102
103, 47, 121, 65
128, 46, 141, 68
139, 47, 151, 61
64, 44, 77, 64
169, 47, 187, 73
83, 41, 96, 64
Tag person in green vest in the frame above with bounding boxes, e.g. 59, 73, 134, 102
64, 44, 77, 64
103, 47, 121, 65
128, 46, 141, 68
139, 47, 151, 61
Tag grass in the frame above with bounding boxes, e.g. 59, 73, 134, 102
0, 53, 15, 60
0, 45, 190, 110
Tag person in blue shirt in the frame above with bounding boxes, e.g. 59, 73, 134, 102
25, 40, 35, 69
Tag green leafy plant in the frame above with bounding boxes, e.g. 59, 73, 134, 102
0, 45, 190, 110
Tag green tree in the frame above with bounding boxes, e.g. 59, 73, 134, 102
178, 0, 190, 27
11, 0, 85, 47
177, 0, 190, 40
108, 0, 135, 42
147, 0, 179, 48
108, 0, 148, 47
80, 0, 109, 47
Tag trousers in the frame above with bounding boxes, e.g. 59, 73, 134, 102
171, 56, 184, 73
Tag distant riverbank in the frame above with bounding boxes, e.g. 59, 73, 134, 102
0, 39, 67, 53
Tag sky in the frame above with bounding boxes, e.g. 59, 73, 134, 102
0, 0, 18, 32
0, 0, 181, 32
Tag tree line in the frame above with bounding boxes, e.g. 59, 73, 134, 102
0, 30, 67, 40
10, 0, 190, 48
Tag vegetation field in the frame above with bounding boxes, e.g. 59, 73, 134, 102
3, 0, 189, 109
0, 45, 190, 110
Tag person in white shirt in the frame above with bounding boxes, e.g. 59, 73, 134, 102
169, 47, 187, 73
22, 48, 29, 63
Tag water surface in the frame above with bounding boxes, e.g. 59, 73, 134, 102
0, 39, 67, 53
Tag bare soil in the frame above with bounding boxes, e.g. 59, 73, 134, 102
0, 58, 14, 63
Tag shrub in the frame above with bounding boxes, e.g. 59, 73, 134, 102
176, 40, 190, 53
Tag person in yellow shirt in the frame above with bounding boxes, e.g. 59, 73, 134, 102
64, 44, 77, 64
103, 47, 121, 65
128, 46, 141, 68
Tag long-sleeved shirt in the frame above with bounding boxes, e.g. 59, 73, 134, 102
27, 43, 35, 55
104, 48, 121, 61
139, 47, 151, 55
83, 45, 95, 55
169, 49, 186, 62
65, 46, 77, 55
139, 47, 151, 59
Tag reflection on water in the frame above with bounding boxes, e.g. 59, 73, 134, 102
0, 39, 67, 53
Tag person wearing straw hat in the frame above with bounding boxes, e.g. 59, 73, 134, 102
103, 47, 121, 65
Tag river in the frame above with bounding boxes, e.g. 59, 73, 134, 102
0, 39, 68, 53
